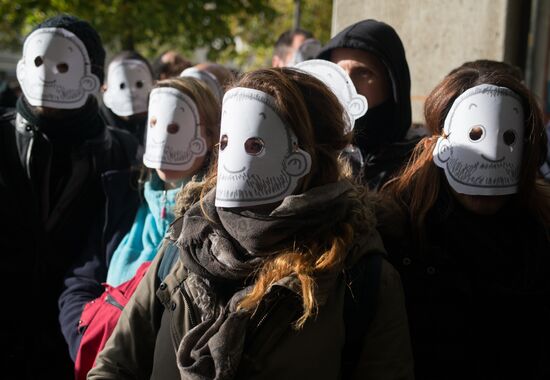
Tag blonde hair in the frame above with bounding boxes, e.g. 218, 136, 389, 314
201, 68, 369, 328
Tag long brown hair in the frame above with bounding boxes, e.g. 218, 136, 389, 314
383, 66, 550, 242
201, 68, 365, 327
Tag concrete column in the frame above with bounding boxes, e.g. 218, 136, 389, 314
331, 0, 526, 124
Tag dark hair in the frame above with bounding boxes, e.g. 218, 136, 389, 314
152, 50, 192, 80
449, 59, 524, 81
108, 50, 153, 79
34, 14, 106, 83
273, 28, 313, 59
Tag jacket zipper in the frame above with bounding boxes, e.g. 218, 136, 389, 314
180, 285, 199, 327
252, 290, 282, 333
25, 129, 34, 179
105, 294, 124, 310
160, 190, 167, 219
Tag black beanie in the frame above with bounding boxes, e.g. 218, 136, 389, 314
30, 14, 106, 83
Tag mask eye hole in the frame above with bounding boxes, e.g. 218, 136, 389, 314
219, 134, 228, 151
503, 130, 516, 146
167, 123, 179, 134
469, 125, 484, 141
56, 63, 69, 73
244, 137, 265, 156
136, 80, 143, 88
120, 83, 126, 90
34, 56, 43, 67
149, 117, 157, 128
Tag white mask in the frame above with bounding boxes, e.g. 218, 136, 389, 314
295, 59, 367, 133
215, 87, 312, 208
103, 59, 153, 117
143, 87, 207, 171
433, 84, 524, 195
180, 67, 223, 103
16, 27, 100, 109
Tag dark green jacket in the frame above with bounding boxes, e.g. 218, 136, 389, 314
89, 220, 414, 380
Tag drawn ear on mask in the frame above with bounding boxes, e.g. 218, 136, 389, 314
349, 96, 368, 119
435, 136, 452, 163
16, 60, 26, 81
284, 151, 311, 177
190, 137, 206, 155
80, 75, 100, 92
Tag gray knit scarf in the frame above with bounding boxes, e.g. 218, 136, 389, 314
176, 180, 356, 380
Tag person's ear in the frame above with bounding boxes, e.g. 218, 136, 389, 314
101, 84, 107, 93
272, 55, 283, 68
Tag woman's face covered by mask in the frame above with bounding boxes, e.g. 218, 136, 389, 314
143, 87, 207, 172
215, 87, 311, 208
433, 84, 524, 196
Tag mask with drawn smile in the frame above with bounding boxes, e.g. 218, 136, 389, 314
16, 27, 100, 109
215, 87, 312, 208
433, 84, 524, 195
143, 87, 207, 171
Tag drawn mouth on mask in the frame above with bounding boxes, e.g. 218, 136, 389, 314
150, 137, 166, 145
223, 165, 245, 174
39, 78, 57, 85
481, 155, 505, 163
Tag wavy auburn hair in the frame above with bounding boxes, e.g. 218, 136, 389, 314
201, 68, 362, 327
383, 65, 550, 242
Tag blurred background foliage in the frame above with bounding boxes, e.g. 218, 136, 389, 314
0, 0, 332, 71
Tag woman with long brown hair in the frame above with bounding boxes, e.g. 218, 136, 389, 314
383, 63, 550, 379
88, 67, 413, 380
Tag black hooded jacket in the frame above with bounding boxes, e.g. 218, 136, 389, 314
318, 19, 422, 190
0, 99, 139, 380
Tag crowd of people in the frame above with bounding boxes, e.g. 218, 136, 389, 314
0, 13, 549, 380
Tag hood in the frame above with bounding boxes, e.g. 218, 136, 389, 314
317, 19, 412, 142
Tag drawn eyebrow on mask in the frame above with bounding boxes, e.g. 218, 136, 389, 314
259, 112, 266, 120
469, 103, 477, 110
179, 106, 185, 112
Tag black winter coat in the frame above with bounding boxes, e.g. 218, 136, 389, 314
387, 193, 550, 380
0, 104, 139, 379
58, 168, 141, 361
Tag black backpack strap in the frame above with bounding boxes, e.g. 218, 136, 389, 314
341, 253, 383, 379
157, 239, 180, 283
